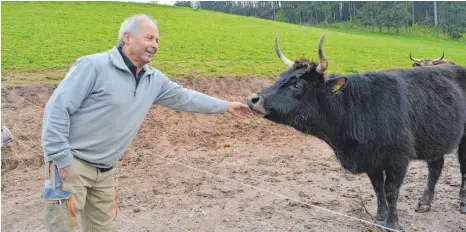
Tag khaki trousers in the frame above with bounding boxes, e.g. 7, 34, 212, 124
44, 158, 118, 232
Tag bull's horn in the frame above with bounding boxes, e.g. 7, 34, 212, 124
316, 33, 328, 74
409, 53, 421, 62
275, 32, 294, 68
433, 50, 445, 61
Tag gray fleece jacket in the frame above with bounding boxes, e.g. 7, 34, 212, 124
41, 47, 229, 169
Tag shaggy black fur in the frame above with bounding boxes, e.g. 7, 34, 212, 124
248, 60, 466, 229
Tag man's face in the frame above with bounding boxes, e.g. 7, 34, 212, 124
124, 19, 159, 66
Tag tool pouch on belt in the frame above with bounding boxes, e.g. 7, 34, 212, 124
41, 161, 75, 232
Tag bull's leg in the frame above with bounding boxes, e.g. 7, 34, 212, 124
415, 157, 444, 213
382, 165, 407, 230
367, 171, 388, 221
458, 136, 466, 214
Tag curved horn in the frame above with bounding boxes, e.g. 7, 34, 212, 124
275, 32, 294, 68
316, 33, 328, 74
433, 50, 445, 61
409, 53, 421, 62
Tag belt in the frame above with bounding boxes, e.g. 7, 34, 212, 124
98, 166, 114, 172
74, 156, 113, 172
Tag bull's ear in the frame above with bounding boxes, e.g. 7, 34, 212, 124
329, 76, 348, 95
412, 63, 420, 67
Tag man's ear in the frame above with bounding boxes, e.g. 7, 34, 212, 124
123, 32, 131, 45
328, 76, 348, 95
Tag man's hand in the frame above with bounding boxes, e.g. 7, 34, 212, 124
58, 164, 72, 181
227, 102, 253, 119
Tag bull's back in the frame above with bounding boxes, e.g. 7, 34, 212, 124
403, 66, 466, 160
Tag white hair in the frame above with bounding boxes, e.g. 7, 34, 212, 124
118, 14, 158, 47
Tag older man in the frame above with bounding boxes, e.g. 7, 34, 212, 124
41, 14, 251, 231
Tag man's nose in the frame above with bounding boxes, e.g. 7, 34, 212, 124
150, 40, 158, 49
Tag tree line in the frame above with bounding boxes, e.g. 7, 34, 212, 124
174, 1, 466, 40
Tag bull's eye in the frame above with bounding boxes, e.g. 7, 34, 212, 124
293, 83, 302, 90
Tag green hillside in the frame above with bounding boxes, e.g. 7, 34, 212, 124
2, 1, 465, 79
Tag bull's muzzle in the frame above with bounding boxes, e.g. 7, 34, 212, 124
247, 94, 267, 116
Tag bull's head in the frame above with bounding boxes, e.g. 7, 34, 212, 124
248, 33, 347, 128
410, 51, 456, 67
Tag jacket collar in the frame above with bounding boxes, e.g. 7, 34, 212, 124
108, 46, 155, 76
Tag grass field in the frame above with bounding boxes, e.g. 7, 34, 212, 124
2, 1, 465, 80
2, 3, 466, 231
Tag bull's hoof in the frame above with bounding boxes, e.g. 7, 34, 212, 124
460, 202, 466, 214
380, 220, 402, 231
415, 202, 431, 213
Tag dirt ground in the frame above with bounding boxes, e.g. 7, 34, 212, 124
1, 76, 465, 232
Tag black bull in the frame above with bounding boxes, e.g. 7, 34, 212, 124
247, 33, 466, 230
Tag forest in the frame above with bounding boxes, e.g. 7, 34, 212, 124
175, 1, 466, 40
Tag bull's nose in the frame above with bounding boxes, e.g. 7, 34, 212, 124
248, 94, 267, 116
247, 94, 261, 108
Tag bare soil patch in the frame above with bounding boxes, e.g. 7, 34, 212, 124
1, 76, 464, 232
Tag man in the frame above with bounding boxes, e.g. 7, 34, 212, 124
41, 14, 252, 232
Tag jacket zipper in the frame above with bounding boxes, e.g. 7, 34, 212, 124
134, 74, 147, 96
133, 68, 147, 97
134, 76, 137, 96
